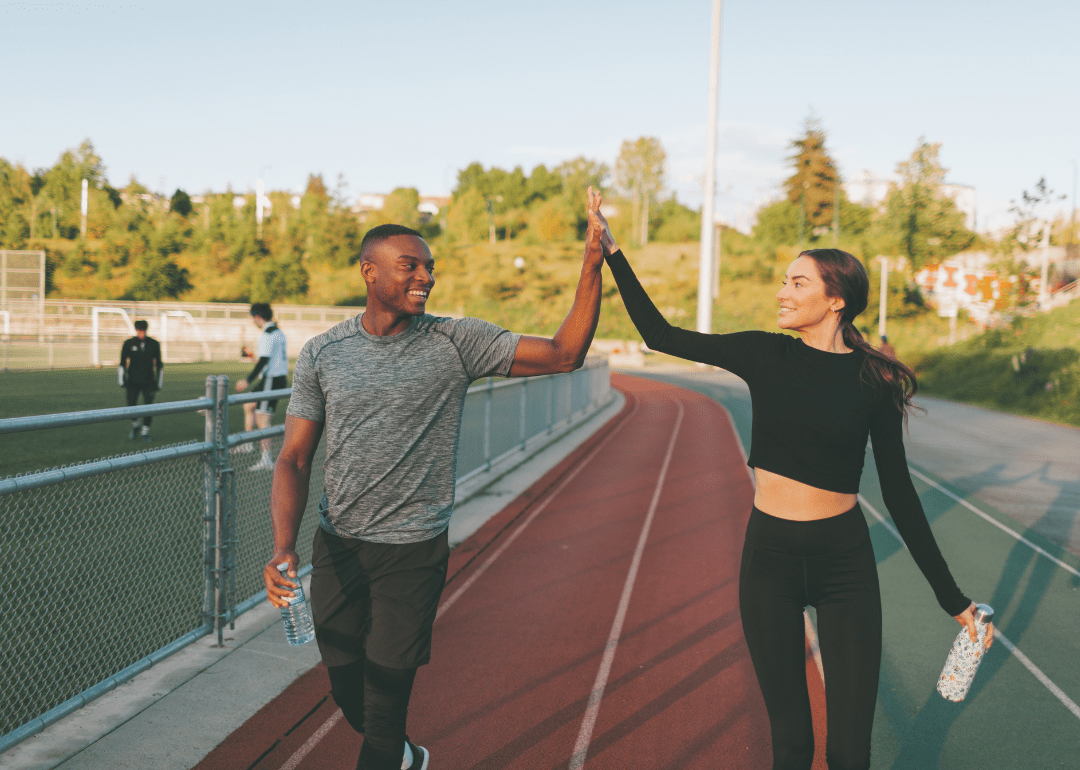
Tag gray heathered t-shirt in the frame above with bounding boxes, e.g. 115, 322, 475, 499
287, 313, 520, 544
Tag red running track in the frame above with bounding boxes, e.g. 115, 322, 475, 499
195, 375, 827, 770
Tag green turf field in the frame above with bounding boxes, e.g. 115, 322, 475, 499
0, 362, 289, 477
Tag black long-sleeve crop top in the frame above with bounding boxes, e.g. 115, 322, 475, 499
606, 250, 970, 616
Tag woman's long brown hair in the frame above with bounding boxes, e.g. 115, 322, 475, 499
801, 248, 920, 417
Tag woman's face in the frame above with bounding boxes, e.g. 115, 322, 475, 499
775, 256, 845, 332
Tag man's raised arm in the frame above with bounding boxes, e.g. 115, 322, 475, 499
263, 414, 324, 606
509, 186, 610, 377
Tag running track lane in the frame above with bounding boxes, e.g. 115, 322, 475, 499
194, 374, 828, 769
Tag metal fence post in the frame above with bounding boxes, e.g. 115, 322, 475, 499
213, 375, 231, 646
201, 377, 217, 632
518, 378, 527, 450
483, 377, 493, 470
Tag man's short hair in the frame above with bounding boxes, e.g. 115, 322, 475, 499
250, 303, 273, 321
134, 320, 148, 331
360, 224, 423, 263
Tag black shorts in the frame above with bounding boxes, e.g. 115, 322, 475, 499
125, 383, 156, 406
256, 375, 288, 414
309, 526, 450, 670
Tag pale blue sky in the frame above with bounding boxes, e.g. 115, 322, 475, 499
2, 0, 1077, 233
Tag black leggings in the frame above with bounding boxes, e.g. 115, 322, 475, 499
739, 505, 882, 770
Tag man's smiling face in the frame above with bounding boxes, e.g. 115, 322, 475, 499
361, 234, 436, 317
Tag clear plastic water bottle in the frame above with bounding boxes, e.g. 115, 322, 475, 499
937, 603, 994, 702
277, 563, 315, 645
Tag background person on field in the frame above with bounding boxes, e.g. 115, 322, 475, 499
235, 303, 288, 470
262, 189, 607, 770
597, 211, 993, 770
118, 319, 162, 442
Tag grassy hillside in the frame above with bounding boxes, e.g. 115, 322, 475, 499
913, 300, 1080, 427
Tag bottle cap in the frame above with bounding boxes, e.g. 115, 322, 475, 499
276, 562, 290, 575
974, 604, 994, 624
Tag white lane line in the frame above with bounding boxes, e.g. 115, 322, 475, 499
276, 398, 638, 770
907, 466, 1080, 580
436, 397, 639, 621
803, 610, 825, 688
278, 708, 343, 770
858, 494, 1080, 722
994, 631, 1080, 720
568, 398, 685, 770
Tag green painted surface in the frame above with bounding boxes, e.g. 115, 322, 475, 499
632, 369, 1080, 769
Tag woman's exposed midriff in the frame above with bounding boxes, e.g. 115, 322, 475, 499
752, 467, 858, 521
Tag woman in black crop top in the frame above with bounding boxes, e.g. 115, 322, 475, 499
592, 212, 991, 770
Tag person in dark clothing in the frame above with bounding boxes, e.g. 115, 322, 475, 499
592, 207, 993, 770
119, 320, 163, 441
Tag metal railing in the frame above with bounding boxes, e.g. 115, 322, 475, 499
0, 358, 611, 754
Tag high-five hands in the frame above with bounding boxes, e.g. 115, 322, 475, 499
585, 186, 618, 264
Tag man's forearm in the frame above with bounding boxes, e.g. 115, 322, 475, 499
550, 262, 603, 369
270, 457, 312, 552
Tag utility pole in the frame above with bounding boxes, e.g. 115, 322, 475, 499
833, 177, 840, 245
1070, 160, 1077, 251
80, 179, 88, 238
696, 0, 723, 335
1039, 220, 1051, 309
877, 257, 887, 339
256, 178, 265, 240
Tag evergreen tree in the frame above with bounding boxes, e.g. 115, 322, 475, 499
783, 116, 839, 236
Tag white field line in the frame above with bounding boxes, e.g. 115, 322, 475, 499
568, 398, 685, 770
277, 397, 639, 770
278, 709, 343, 770
803, 610, 825, 687
858, 495, 1080, 722
907, 466, 1080, 580
436, 397, 639, 621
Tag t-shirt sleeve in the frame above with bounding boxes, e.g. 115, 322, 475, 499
605, 249, 764, 381
443, 318, 521, 380
869, 399, 970, 616
285, 341, 325, 422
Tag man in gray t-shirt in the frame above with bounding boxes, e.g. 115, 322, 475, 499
263, 189, 611, 770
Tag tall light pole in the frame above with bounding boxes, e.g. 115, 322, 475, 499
1069, 160, 1077, 251
697, 0, 723, 335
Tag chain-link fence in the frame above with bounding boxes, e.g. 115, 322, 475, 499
0, 358, 611, 755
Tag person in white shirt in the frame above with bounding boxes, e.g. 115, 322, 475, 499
236, 303, 288, 469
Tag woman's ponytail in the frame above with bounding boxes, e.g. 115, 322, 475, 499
841, 322, 920, 418
801, 248, 921, 419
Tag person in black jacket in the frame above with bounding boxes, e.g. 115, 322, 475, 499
119, 320, 163, 441
592, 208, 992, 770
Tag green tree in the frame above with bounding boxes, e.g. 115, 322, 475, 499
784, 116, 839, 239
381, 187, 421, 228
1008, 178, 1064, 252
128, 252, 192, 299
753, 199, 801, 245
879, 138, 974, 269
615, 137, 666, 246
170, 189, 193, 217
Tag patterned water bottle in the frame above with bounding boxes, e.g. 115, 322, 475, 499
277, 563, 316, 645
937, 604, 994, 702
